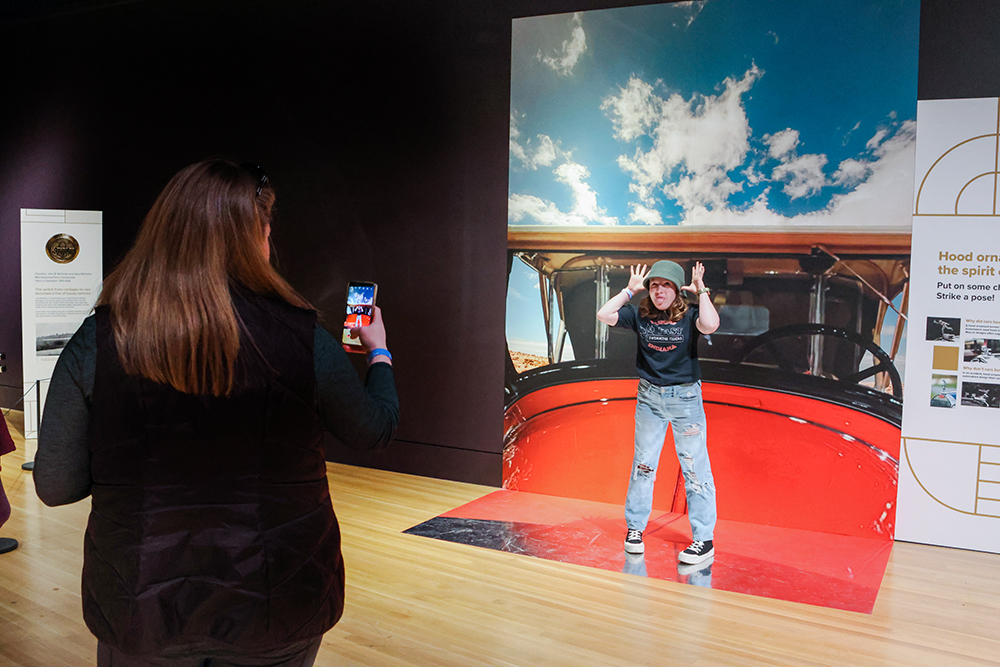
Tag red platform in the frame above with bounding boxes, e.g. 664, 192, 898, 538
405, 489, 893, 614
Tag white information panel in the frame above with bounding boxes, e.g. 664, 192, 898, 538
898, 98, 1000, 552
19, 209, 102, 442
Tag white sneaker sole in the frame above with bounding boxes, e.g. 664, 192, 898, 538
677, 547, 714, 564
624, 540, 645, 554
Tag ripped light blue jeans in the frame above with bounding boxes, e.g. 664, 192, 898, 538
625, 379, 717, 542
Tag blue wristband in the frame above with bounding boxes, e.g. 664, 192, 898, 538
623, 288, 634, 299
367, 348, 391, 362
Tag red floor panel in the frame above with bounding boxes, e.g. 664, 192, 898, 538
406, 489, 892, 614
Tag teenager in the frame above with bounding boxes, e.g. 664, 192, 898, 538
597, 260, 719, 565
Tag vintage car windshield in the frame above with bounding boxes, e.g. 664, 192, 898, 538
506, 231, 908, 399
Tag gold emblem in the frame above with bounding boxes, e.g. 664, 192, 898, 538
45, 234, 80, 264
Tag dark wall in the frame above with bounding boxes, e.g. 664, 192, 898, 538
1, 0, 996, 485
0, 0, 511, 484
918, 0, 1000, 100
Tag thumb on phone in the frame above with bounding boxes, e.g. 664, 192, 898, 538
358, 306, 387, 352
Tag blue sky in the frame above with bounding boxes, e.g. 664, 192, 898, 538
509, 0, 920, 228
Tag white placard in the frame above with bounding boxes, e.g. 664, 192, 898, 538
898, 98, 1000, 552
20, 209, 102, 442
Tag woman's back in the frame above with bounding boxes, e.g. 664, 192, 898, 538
84, 290, 343, 655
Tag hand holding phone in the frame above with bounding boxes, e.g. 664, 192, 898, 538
356, 305, 387, 352
343, 281, 377, 353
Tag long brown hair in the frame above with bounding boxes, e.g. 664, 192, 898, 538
98, 158, 312, 396
639, 293, 688, 322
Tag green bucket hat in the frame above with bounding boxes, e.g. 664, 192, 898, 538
643, 260, 686, 292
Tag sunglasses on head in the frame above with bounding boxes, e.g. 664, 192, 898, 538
240, 163, 268, 196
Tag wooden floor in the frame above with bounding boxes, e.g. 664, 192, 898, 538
2, 413, 1000, 667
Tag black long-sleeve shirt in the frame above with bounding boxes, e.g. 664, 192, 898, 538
35, 316, 399, 506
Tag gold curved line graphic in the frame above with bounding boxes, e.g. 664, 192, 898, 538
955, 171, 1000, 215
915, 134, 997, 214
902, 438, 1000, 519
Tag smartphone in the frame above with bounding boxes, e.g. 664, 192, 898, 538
342, 281, 378, 352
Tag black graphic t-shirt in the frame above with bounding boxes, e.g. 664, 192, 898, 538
615, 304, 701, 385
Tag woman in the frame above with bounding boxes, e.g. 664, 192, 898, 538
35, 158, 399, 666
597, 260, 719, 565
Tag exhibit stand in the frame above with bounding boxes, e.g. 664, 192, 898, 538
897, 98, 1000, 553
19, 209, 102, 451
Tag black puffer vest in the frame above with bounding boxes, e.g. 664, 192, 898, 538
84, 291, 342, 655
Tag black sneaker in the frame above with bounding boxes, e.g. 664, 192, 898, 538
678, 539, 713, 564
624, 529, 644, 554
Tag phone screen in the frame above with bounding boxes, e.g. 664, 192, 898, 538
343, 281, 377, 351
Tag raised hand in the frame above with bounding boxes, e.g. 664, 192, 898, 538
628, 264, 650, 293
683, 261, 706, 294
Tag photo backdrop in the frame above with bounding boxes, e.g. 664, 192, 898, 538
504, 0, 919, 539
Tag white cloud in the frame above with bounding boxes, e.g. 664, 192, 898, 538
537, 13, 587, 76
509, 193, 580, 225
742, 163, 765, 186
842, 120, 861, 145
870, 119, 915, 158
603, 65, 763, 211
771, 152, 828, 199
510, 111, 560, 170
833, 158, 872, 187
679, 190, 791, 226
672, 1, 708, 28
533, 135, 557, 168
672, 120, 917, 227
629, 203, 664, 225
763, 127, 830, 200
764, 128, 799, 159
818, 120, 916, 227
509, 112, 528, 165
866, 127, 890, 151
602, 77, 659, 143
554, 161, 618, 225
663, 167, 743, 210
509, 159, 618, 226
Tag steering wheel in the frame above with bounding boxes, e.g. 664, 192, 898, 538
729, 323, 902, 399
